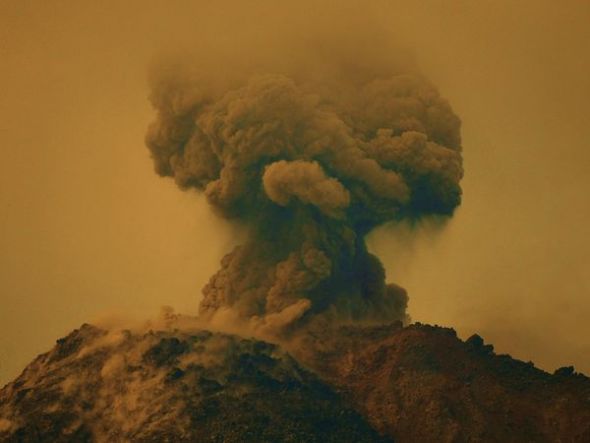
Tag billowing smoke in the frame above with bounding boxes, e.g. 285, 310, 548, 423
145, 59, 463, 336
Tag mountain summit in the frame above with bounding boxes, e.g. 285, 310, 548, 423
0, 324, 386, 442
1, 322, 589, 442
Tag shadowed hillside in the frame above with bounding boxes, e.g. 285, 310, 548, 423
297, 322, 590, 442
0, 325, 388, 443
2, 322, 590, 442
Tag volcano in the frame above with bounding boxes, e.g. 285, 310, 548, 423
3, 30, 588, 443
1, 321, 589, 442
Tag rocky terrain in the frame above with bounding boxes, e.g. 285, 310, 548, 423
1, 322, 590, 442
0, 325, 387, 442
297, 322, 590, 442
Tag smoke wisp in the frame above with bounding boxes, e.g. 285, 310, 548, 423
145, 49, 463, 336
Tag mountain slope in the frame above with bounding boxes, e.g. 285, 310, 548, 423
0, 324, 388, 443
296, 322, 590, 442
2, 322, 590, 442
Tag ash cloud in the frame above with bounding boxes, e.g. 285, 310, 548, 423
145, 44, 463, 336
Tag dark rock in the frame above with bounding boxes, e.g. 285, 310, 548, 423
554, 366, 575, 377
0, 326, 389, 443
294, 323, 590, 443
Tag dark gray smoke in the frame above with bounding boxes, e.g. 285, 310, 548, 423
146, 60, 463, 335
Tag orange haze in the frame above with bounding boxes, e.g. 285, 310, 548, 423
1, 0, 589, 384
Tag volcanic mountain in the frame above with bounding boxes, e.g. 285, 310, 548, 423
0, 324, 385, 442
2, 63, 584, 442
1, 321, 589, 442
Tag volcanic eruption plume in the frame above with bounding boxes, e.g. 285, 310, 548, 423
145, 58, 463, 336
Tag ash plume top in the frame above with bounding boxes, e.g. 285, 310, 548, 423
145, 50, 463, 336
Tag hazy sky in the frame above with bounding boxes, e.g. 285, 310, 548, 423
1, 0, 589, 385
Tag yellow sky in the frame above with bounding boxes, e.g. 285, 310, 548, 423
1, 0, 589, 384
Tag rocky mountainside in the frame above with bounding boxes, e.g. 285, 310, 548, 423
296, 322, 590, 442
1, 322, 590, 442
0, 325, 387, 442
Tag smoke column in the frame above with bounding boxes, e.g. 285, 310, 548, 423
145, 56, 463, 336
